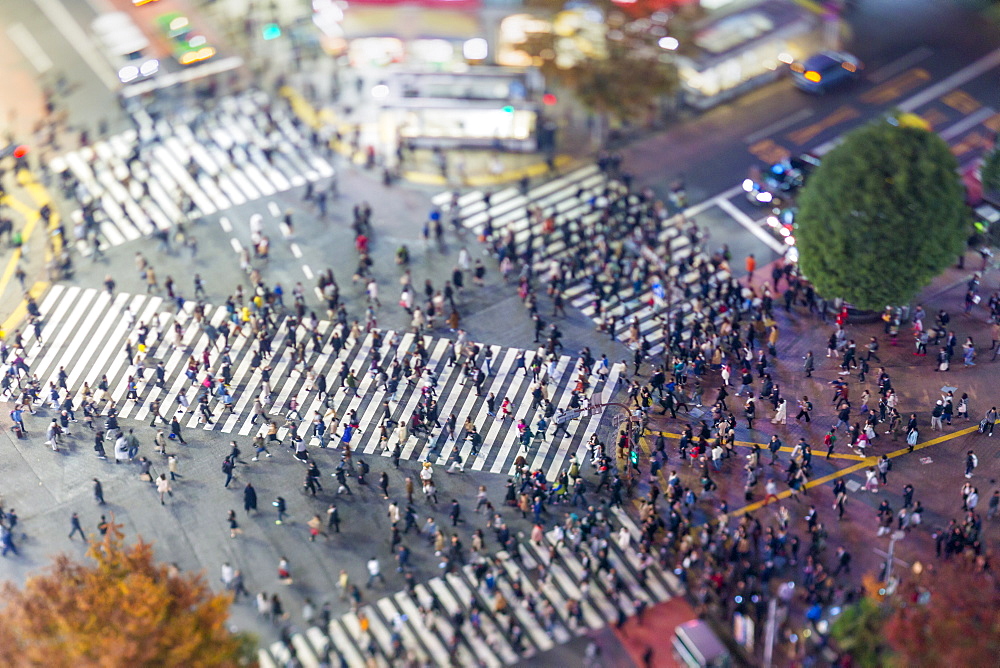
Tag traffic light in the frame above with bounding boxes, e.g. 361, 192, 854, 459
629, 449, 639, 466
542, 93, 557, 106
12, 145, 28, 159
501, 105, 514, 113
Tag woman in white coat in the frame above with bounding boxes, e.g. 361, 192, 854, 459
771, 398, 788, 425
156, 473, 171, 505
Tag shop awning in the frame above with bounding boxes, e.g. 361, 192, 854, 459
340, 7, 482, 40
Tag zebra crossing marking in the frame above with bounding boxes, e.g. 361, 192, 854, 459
20, 288, 614, 479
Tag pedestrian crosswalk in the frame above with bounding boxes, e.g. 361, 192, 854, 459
433, 167, 734, 356
48, 90, 334, 254
257, 509, 679, 667
18, 286, 620, 479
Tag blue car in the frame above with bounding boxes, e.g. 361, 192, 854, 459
791, 51, 862, 93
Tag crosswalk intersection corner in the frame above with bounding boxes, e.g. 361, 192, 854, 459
1, 280, 49, 334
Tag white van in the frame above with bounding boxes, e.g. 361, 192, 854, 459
674, 619, 732, 668
91, 12, 159, 84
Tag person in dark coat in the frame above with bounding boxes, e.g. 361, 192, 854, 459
170, 416, 187, 444
243, 482, 258, 515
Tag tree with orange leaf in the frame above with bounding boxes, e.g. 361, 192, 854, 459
880, 560, 1000, 667
0, 518, 254, 667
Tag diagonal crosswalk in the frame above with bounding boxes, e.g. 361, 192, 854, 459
16, 286, 620, 479
433, 167, 734, 357
48, 90, 334, 254
257, 509, 680, 667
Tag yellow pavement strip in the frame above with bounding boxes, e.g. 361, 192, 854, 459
0, 169, 60, 334
1, 281, 49, 334
731, 423, 982, 517
629, 424, 982, 515
18, 170, 63, 261
649, 429, 865, 461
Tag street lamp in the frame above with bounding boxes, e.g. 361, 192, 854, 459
882, 530, 906, 587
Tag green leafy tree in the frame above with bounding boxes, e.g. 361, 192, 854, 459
982, 145, 1000, 197
0, 520, 254, 666
796, 118, 968, 310
830, 595, 892, 667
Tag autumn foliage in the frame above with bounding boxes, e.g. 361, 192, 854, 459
881, 561, 1000, 667
0, 520, 252, 667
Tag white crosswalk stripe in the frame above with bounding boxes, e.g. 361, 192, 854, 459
48, 91, 335, 256
434, 167, 734, 357
259, 515, 678, 666
18, 288, 618, 480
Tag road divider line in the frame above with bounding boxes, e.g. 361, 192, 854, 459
219, 216, 232, 233
230, 238, 242, 253
716, 198, 786, 254
31, 0, 118, 90
900, 46, 1000, 112
290, 243, 302, 258
684, 184, 743, 219
6, 23, 53, 73
301, 264, 313, 279
939, 106, 997, 141
744, 108, 815, 145
869, 46, 934, 84
732, 423, 983, 518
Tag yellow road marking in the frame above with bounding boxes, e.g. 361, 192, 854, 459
787, 105, 861, 145
731, 423, 981, 517
1, 281, 49, 334
920, 108, 950, 129
747, 139, 791, 164
941, 90, 981, 115
860, 68, 931, 105
647, 429, 865, 461
0, 169, 60, 330
950, 130, 993, 158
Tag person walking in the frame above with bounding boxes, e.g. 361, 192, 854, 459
744, 399, 756, 430
156, 474, 171, 505
273, 496, 287, 524
771, 398, 787, 425
307, 515, 328, 542
877, 455, 891, 485
93, 478, 106, 505
327, 504, 341, 533
379, 471, 390, 500
965, 450, 979, 478
982, 407, 997, 436
170, 416, 186, 444
68, 512, 86, 540
863, 467, 879, 493
930, 401, 944, 431
767, 435, 782, 464
366, 556, 386, 587
795, 396, 813, 423
222, 456, 235, 488
824, 429, 837, 459
244, 482, 258, 515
